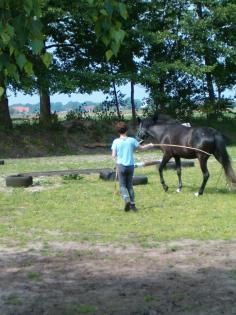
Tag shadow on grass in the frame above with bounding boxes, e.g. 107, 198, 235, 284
182, 184, 233, 195
1, 244, 236, 315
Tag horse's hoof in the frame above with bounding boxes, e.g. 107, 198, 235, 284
194, 192, 199, 197
176, 188, 182, 193
163, 186, 168, 192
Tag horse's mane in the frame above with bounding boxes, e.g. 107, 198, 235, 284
153, 114, 181, 125
139, 114, 186, 128
157, 113, 178, 122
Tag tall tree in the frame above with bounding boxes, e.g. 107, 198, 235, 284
1, 0, 127, 128
86, 1, 147, 122
138, 0, 236, 118
35, 0, 128, 124
0, 75, 12, 128
182, 0, 236, 116
112, 0, 146, 124
139, 0, 195, 116
0, 0, 44, 128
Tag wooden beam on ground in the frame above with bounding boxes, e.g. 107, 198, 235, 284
135, 160, 195, 168
83, 143, 110, 149
17, 160, 194, 178
18, 168, 113, 177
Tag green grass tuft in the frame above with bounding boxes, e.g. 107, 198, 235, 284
5, 294, 22, 306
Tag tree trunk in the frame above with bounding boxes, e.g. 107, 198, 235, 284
158, 78, 166, 111
150, 78, 166, 114
130, 81, 136, 125
0, 77, 12, 129
38, 41, 51, 125
196, 2, 216, 116
112, 81, 121, 119
39, 88, 51, 125
205, 53, 215, 103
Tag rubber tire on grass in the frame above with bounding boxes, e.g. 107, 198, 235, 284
99, 171, 148, 185
0, 160, 4, 165
99, 170, 116, 181
132, 175, 148, 185
6, 175, 33, 188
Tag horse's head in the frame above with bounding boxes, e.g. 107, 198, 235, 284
136, 117, 157, 142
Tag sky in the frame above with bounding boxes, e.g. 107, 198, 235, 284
8, 84, 235, 105
8, 84, 149, 105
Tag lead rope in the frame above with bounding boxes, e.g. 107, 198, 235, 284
152, 143, 212, 156
113, 166, 118, 201
112, 166, 119, 204
215, 167, 224, 190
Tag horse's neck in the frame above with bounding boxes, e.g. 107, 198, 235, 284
148, 125, 163, 141
148, 124, 187, 144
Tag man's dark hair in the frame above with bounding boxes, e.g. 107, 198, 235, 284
115, 121, 128, 134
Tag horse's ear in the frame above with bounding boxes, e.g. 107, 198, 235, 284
136, 117, 141, 124
153, 113, 158, 123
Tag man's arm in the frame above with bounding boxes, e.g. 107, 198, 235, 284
112, 149, 116, 160
138, 143, 154, 150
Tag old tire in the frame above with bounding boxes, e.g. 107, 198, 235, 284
6, 175, 33, 188
132, 175, 148, 185
99, 170, 116, 181
0, 160, 4, 165
99, 171, 148, 185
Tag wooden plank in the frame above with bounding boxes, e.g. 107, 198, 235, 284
135, 160, 195, 168
17, 160, 194, 178
83, 143, 110, 148
18, 168, 113, 177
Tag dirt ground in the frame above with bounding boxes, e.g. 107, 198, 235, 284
1, 240, 236, 315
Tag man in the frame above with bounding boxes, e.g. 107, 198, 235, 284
111, 121, 154, 211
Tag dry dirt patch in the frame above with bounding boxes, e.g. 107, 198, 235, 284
1, 240, 236, 315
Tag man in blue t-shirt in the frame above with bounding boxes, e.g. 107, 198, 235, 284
111, 121, 154, 211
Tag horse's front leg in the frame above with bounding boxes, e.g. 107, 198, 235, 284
174, 156, 182, 193
196, 156, 210, 196
159, 154, 171, 192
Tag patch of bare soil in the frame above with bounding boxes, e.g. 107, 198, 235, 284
0, 176, 62, 194
1, 240, 236, 315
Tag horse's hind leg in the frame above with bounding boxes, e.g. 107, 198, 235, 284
196, 156, 210, 196
174, 157, 182, 193
159, 154, 171, 192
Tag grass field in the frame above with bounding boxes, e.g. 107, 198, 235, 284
1, 147, 236, 247
1, 149, 236, 315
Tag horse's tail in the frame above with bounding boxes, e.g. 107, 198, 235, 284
214, 133, 236, 186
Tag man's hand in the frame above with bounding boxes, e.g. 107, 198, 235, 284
112, 149, 116, 160
139, 143, 154, 150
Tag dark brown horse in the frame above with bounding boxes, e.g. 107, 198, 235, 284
136, 117, 236, 196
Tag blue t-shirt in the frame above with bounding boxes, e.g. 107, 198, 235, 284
111, 137, 139, 166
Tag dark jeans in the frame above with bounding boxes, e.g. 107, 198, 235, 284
117, 164, 135, 204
